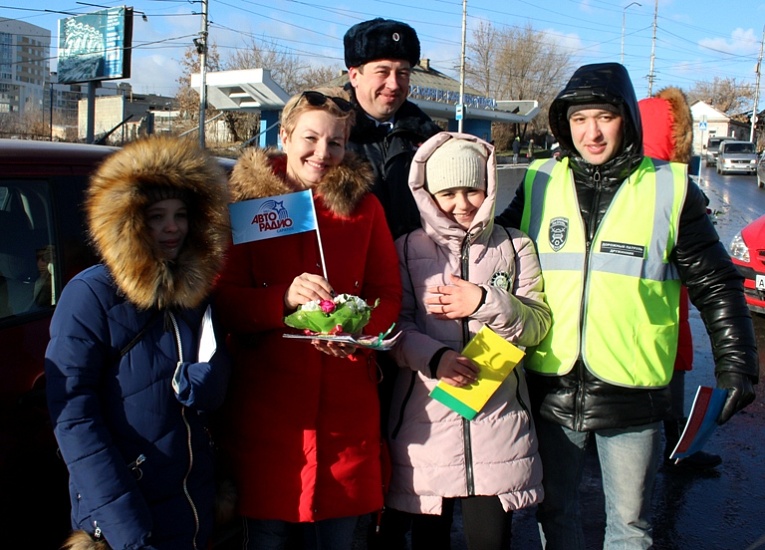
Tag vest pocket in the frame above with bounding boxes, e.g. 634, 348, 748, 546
626, 322, 676, 386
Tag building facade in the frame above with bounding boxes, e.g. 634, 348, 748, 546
0, 19, 50, 116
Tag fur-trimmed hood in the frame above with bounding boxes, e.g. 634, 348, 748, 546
86, 135, 231, 311
638, 86, 693, 164
229, 147, 373, 217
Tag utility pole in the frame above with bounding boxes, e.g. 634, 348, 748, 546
647, 0, 658, 96
197, 0, 209, 148
750, 26, 764, 144
458, 0, 467, 134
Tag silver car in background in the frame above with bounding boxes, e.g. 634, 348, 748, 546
716, 140, 757, 175
704, 135, 734, 166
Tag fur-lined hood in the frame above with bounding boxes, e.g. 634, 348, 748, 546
638, 86, 693, 164
229, 147, 373, 217
86, 135, 230, 311
408, 132, 497, 252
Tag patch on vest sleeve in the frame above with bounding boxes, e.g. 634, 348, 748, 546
549, 217, 568, 251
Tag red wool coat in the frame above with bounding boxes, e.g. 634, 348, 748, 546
215, 149, 402, 522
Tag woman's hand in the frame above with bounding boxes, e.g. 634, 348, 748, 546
436, 350, 479, 387
284, 273, 334, 310
312, 339, 358, 359
424, 274, 483, 319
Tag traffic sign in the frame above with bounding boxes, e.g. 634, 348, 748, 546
456, 103, 464, 121
699, 121, 708, 131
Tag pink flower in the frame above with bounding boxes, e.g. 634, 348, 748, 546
319, 299, 336, 314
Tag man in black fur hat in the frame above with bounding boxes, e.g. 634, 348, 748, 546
343, 17, 440, 240
344, 19, 441, 549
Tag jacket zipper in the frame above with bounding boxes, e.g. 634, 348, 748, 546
575, 168, 601, 431
460, 235, 475, 496
512, 370, 533, 428
127, 453, 146, 480
169, 312, 201, 550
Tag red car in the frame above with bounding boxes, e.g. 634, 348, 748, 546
729, 213, 765, 314
0, 139, 117, 547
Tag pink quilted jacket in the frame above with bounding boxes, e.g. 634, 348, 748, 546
386, 132, 551, 514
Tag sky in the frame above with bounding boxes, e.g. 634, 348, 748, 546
2, 0, 765, 108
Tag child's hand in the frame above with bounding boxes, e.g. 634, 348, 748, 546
436, 350, 479, 387
284, 273, 334, 310
425, 274, 483, 319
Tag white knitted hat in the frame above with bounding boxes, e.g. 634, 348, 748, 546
425, 138, 487, 195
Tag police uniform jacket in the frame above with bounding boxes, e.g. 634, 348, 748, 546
345, 84, 441, 239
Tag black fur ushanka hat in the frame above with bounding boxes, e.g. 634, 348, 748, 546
343, 18, 420, 68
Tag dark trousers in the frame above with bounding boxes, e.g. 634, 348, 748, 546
375, 496, 513, 550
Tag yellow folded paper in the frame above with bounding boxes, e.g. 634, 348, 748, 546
429, 326, 525, 419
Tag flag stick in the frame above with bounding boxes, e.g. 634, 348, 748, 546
310, 197, 329, 281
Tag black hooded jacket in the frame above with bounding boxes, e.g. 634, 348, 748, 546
496, 63, 758, 431
344, 82, 441, 239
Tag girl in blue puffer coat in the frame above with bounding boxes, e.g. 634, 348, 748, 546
45, 136, 231, 550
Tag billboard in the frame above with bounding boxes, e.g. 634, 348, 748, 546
57, 7, 133, 84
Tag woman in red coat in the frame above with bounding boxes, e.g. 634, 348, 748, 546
215, 88, 402, 549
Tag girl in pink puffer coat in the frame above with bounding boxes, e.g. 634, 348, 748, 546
382, 132, 552, 549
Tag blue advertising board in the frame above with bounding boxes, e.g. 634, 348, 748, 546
57, 7, 133, 84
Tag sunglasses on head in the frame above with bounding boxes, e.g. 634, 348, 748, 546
299, 90, 353, 113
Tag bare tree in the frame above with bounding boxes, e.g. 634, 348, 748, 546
176, 42, 223, 135
0, 109, 49, 140
226, 37, 315, 95
686, 77, 755, 115
466, 22, 574, 149
467, 20, 498, 98
295, 66, 345, 93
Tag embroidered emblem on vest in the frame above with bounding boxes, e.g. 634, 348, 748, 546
490, 271, 511, 291
549, 217, 568, 252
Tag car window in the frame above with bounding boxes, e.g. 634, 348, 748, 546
724, 143, 755, 154
0, 181, 56, 319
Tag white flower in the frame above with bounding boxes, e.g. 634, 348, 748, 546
300, 294, 370, 314
335, 294, 369, 314
300, 300, 321, 312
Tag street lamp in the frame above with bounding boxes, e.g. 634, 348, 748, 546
458, 0, 466, 133
621, 2, 641, 64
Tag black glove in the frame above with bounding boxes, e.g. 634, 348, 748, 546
716, 371, 756, 425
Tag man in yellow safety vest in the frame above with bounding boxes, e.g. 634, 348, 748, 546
495, 62, 758, 550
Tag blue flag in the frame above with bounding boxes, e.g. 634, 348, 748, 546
229, 189, 317, 244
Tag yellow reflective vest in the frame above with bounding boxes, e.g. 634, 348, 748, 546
520, 157, 687, 387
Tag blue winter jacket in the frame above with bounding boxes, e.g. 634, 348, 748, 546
46, 265, 229, 549
44, 136, 232, 550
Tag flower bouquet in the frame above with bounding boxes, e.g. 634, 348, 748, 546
284, 293, 379, 336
